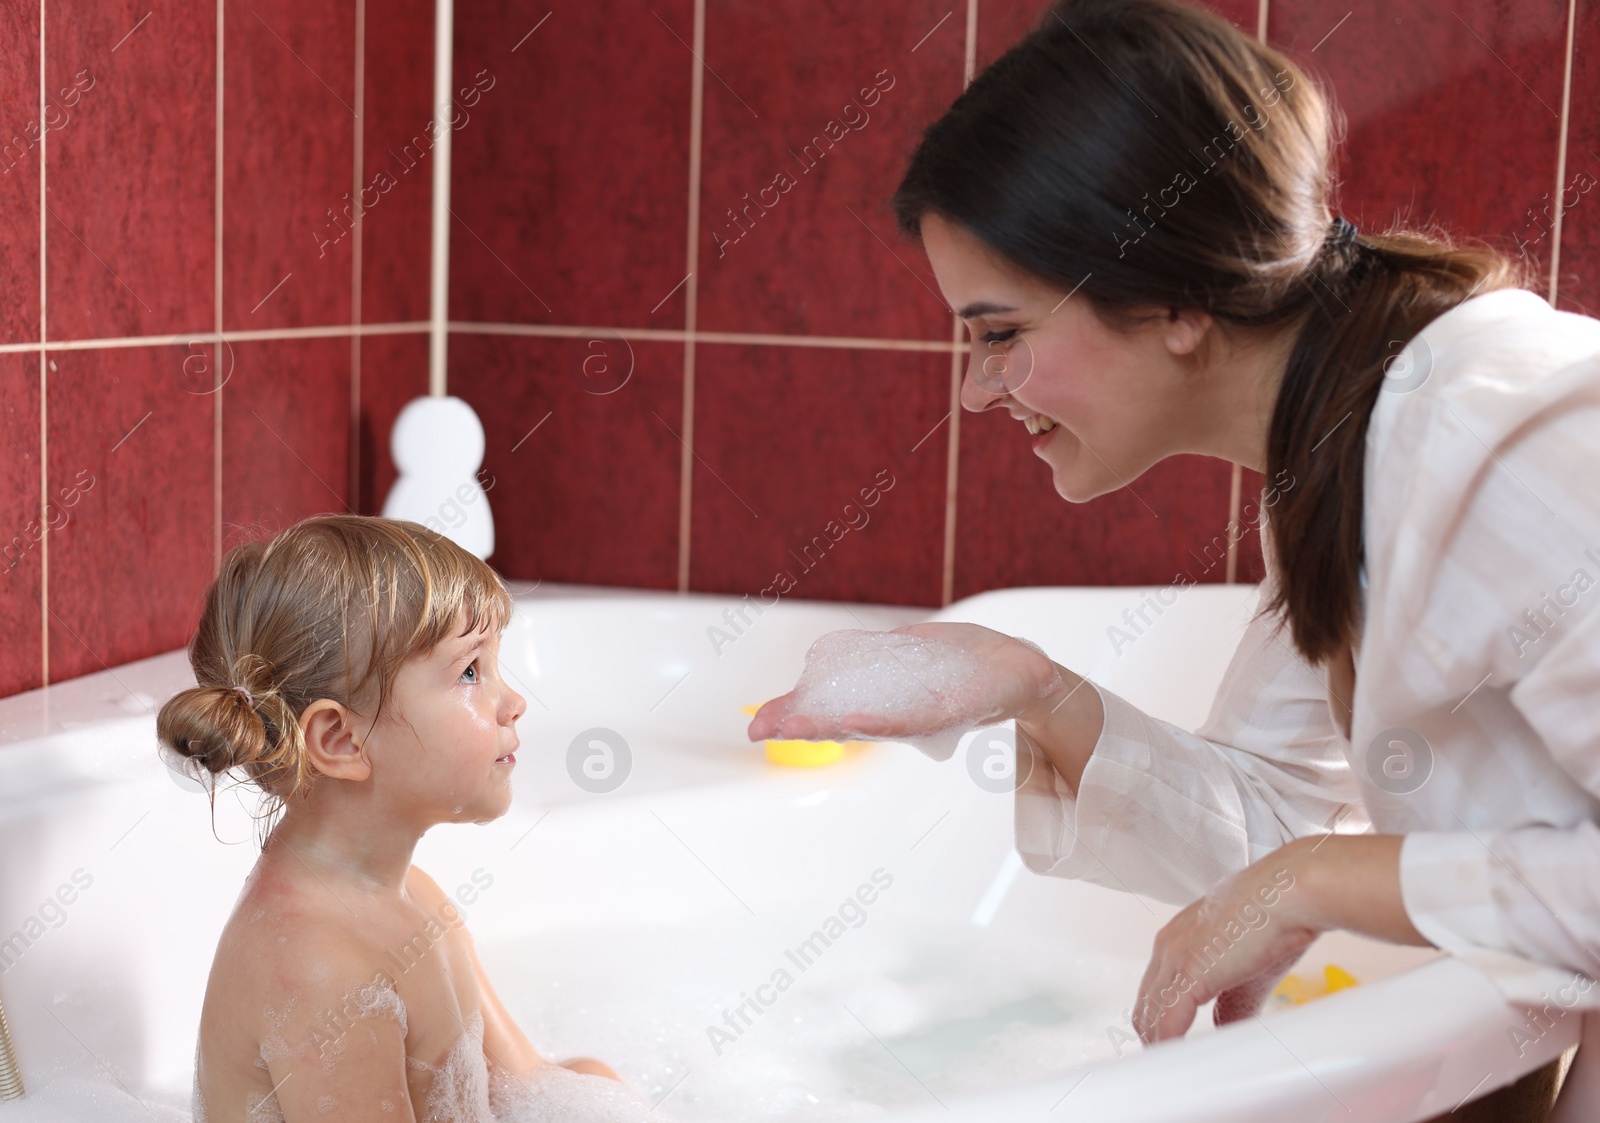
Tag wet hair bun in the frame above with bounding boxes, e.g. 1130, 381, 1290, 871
156, 682, 274, 791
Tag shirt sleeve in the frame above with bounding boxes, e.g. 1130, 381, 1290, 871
1015, 567, 1370, 907
1391, 377, 1600, 999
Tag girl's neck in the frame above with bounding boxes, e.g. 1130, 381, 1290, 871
267, 787, 423, 895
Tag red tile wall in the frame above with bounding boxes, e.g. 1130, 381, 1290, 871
0, 2, 39, 347
1, 0, 1596, 699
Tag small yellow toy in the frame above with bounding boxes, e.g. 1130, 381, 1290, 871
740, 704, 866, 767
1271, 964, 1360, 1008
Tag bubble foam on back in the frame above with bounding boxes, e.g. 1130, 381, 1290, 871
490, 1063, 661, 1123
356, 980, 409, 1038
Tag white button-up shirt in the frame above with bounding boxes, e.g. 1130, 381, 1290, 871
1015, 287, 1600, 1011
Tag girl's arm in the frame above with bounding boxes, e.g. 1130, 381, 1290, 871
400, 866, 556, 1081
460, 927, 620, 1081
404, 865, 620, 1081
265, 942, 417, 1121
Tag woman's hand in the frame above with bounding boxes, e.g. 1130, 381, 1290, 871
1131, 834, 1429, 1045
747, 622, 1062, 742
1133, 840, 1319, 1044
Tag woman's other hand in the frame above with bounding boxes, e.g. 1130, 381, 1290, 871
1131, 834, 1430, 1044
1131, 841, 1320, 1045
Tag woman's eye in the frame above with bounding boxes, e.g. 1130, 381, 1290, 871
981, 329, 1017, 345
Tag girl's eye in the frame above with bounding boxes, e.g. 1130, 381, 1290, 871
981, 329, 1017, 345
460, 659, 480, 684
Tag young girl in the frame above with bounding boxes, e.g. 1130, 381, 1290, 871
157, 515, 646, 1122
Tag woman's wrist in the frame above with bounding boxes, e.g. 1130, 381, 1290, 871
1014, 661, 1104, 795
1279, 834, 1432, 946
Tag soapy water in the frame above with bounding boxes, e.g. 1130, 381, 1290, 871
11, 913, 1140, 1121
19, 994, 660, 1123
12, 1060, 657, 1123
239, 1002, 659, 1123
784, 630, 1058, 762
478, 911, 1140, 1120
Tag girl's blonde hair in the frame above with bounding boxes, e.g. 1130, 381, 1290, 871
156, 515, 514, 817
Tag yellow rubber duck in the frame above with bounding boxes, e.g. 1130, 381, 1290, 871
740, 704, 866, 766
1271, 964, 1360, 1008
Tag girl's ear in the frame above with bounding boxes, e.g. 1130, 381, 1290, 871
298, 699, 372, 782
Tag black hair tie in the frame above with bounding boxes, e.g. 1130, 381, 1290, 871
1331, 215, 1358, 247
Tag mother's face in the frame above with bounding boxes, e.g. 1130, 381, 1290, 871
919, 212, 1205, 503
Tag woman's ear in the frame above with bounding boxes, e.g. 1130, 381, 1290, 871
1164, 307, 1214, 357
299, 699, 372, 782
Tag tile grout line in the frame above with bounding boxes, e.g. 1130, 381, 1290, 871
38, 0, 48, 687
0, 322, 968, 355
448, 323, 966, 351
1548, 0, 1576, 306
214, 0, 225, 572
940, 0, 980, 608
678, 0, 708, 594
1224, 0, 1271, 585
351, 0, 365, 510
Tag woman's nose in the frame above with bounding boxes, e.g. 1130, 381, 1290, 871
960, 375, 1002, 413
960, 353, 1012, 413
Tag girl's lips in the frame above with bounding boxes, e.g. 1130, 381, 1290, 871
494, 751, 517, 765
1031, 424, 1060, 452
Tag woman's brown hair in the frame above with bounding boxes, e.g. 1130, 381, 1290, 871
156, 515, 513, 826
891, 0, 1529, 663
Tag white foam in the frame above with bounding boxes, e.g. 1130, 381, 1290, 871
469, 911, 1142, 1121
792, 631, 986, 724
490, 1064, 660, 1122
257, 994, 305, 1068
415, 1010, 492, 1122
0, 1070, 190, 1121
785, 630, 1055, 762
356, 980, 409, 1039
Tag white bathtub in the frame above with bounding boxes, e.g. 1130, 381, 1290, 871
0, 582, 1577, 1122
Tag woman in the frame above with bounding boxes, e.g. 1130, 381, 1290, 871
748, 1, 1600, 1118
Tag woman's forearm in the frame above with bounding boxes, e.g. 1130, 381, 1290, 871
1286, 833, 1433, 946
1014, 660, 1104, 796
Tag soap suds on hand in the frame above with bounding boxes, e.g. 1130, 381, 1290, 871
787, 630, 992, 760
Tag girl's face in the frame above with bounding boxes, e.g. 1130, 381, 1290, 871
366, 619, 525, 827
918, 212, 1207, 501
